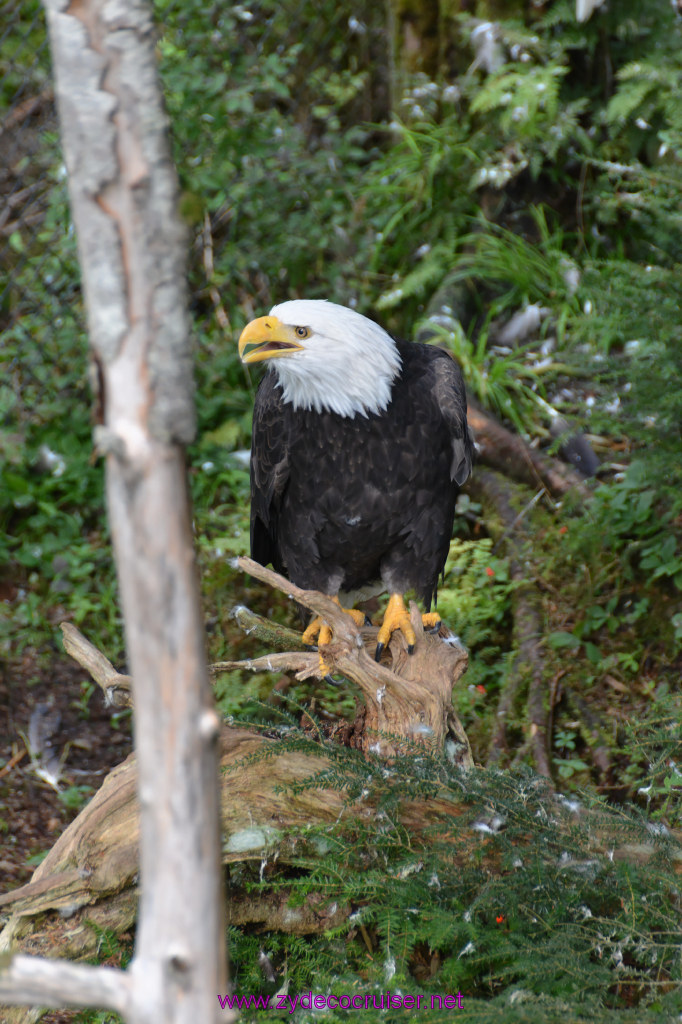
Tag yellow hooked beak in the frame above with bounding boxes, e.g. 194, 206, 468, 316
238, 315, 306, 364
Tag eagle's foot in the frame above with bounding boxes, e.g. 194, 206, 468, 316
375, 592, 417, 662
302, 600, 367, 676
341, 607, 369, 629
301, 616, 330, 648
422, 611, 442, 634
302, 617, 334, 676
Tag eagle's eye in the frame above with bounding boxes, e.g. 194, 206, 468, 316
295, 326, 310, 339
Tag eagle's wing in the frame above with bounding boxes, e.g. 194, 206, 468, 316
249, 372, 290, 572
430, 348, 474, 485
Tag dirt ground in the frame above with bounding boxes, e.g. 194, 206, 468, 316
1, 647, 133, 1023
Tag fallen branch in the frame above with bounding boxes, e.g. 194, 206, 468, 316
226, 888, 351, 934
229, 604, 304, 652
473, 470, 553, 778
0, 959, 129, 1019
467, 398, 591, 502
60, 623, 132, 709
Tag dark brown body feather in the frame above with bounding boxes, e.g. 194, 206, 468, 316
250, 341, 473, 608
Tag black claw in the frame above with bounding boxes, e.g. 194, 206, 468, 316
375, 642, 384, 663
304, 643, 319, 652
364, 614, 373, 626
428, 620, 442, 635
407, 643, 415, 655
323, 673, 339, 687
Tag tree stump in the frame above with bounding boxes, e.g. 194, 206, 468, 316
216, 558, 472, 764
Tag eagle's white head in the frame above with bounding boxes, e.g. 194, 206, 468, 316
238, 299, 401, 418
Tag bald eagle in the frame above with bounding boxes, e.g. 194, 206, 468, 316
239, 300, 473, 674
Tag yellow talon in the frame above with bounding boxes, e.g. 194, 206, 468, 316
301, 615, 333, 675
422, 611, 442, 632
375, 593, 416, 661
301, 614, 326, 647
374, 595, 441, 661
302, 598, 367, 677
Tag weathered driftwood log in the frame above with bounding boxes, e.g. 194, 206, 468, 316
3, 716, 682, 1015
0, 725, 473, 987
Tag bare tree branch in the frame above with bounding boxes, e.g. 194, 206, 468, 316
235, 558, 472, 760
230, 604, 304, 651
0, 959, 130, 1017
60, 622, 132, 708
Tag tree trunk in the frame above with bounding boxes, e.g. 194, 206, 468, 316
0, 1, 229, 1020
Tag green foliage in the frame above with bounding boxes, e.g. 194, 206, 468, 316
440, 540, 512, 641
564, 257, 682, 500
6, 0, 682, 668
581, 464, 682, 594
155, 0, 383, 305
57, 784, 94, 812
71, 680, 97, 720
213, 670, 271, 720
227, 732, 682, 1022
552, 727, 590, 780
436, 538, 513, 710
359, 0, 682, 471
606, 52, 682, 150
449, 211, 578, 319
0, 0, 51, 106
69, 925, 131, 1023
538, 463, 681, 719
72, 1010, 122, 1024
619, 694, 682, 829
0, 169, 122, 656
470, 63, 566, 140
364, 118, 476, 315
434, 319, 553, 435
